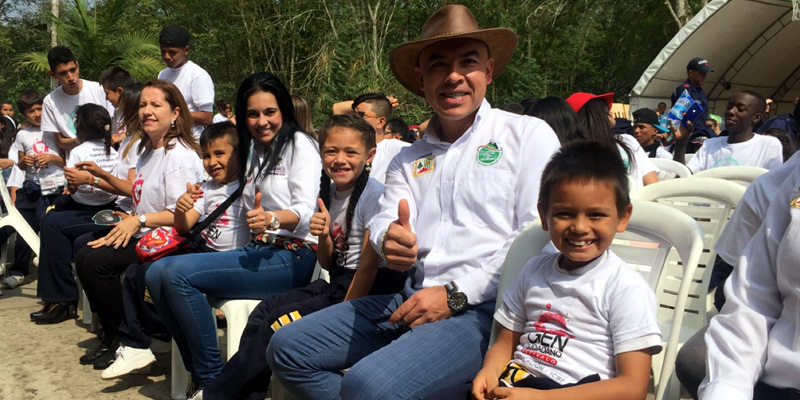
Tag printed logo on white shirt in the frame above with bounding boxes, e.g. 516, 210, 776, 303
131, 173, 144, 208
710, 157, 740, 168
411, 152, 435, 178
476, 140, 503, 166
791, 186, 800, 209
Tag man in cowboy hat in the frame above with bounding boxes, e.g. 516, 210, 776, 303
267, 4, 559, 399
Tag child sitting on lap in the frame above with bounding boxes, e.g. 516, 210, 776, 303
472, 141, 661, 400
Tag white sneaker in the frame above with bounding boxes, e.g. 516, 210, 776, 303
100, 345, 156, 380
2, 275, 24, 289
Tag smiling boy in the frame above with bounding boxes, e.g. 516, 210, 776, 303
471, 141, 660, 400
673, 91, 783, 172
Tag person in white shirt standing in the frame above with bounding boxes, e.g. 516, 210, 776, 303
267, 5, 560, 399
158, 25, 215, 140
350, 93, 410, 183
41, 46, 114, 152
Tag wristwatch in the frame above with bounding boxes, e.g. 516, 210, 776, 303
444, 281, 468, 314
138, 214, 147, 228
267, 213, 280, 231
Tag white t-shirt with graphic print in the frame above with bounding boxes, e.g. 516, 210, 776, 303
41, 80, 113, 139
495, 251, 662, 385
132, 139, 203, 237
13, 125, 65, 182
193, 179, 249, 252
686, 133, 783, 173
326, 178, 384, 270
67, 139, 118, 206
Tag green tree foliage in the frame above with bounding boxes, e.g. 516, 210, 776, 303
1, 0, 707, 124
17, 0, 161, 81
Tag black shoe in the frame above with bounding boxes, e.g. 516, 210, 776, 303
80, 340, 118, 365
93, 349, 117, 370
30, 303, 53, 321
33, 303, 76, 325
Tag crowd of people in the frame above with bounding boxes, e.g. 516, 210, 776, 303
0, 3, 799, 400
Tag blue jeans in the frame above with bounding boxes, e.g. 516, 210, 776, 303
145, 242, 316, 387
267, 292, 495, 400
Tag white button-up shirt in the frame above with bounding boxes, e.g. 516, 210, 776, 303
369, 100, 560, 305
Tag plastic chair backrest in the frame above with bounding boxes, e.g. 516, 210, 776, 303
489, 219, 551, 344
650, 158, 692, 178
611, 200, 704, 400
631, 178, 745, 330
690, 165, 768, 186
0, 173, 40, 257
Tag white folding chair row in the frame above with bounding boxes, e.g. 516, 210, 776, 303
690, 165, 767, 186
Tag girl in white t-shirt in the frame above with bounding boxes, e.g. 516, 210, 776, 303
193, 113, 406, 400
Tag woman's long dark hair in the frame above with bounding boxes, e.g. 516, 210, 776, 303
235, 72, 314, 187
75, 104, 113, 156
577, 98, 636, 171
526, 96, 585, 144
0, 117, 15, 158
316, 114, 376, 268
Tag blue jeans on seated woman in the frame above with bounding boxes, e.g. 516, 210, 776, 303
144, 241, 316, 387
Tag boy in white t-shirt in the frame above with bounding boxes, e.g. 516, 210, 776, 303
40, 46, 114, 152
1, 90, 66, 289
674, 91, 783, 173
101, 122, 247, 379
471, 141, 661, 400
348, 93, 410, 183
157, 25, 214, 140
98, 66, 135, 142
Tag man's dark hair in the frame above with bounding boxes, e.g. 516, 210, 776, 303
200, 121, 239, 153
47, 45, 77, 71
658, 101, 667, 107
385, 116, 415, 143
98, 66, 134, 91
352, 93, 392, 119
16, 89, 44, 113
538, 140, 630, 215
740, 90, 767, 115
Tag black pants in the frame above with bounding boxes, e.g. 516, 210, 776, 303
118, 261, 171, 348
74, 239, 139, 345
202, 268, 406, 400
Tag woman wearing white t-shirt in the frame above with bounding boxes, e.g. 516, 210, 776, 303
74, 80, 203, 369
146, 72, 320, 390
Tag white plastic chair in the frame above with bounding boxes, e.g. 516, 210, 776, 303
0, 174, 40, 258
651, 158, 692, 178
690, 165, 767, 186
611, 201, 704, 400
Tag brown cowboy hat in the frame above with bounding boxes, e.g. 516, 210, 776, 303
389, 4, 517, 97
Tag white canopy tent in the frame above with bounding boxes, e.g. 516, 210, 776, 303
630, 0, 800, 117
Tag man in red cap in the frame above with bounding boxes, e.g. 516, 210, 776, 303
267, 4, 560, 399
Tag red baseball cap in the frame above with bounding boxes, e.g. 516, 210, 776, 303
565, 92, 614, 113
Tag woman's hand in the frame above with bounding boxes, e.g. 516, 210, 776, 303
246, 190, 269, 233
176, 182, 203, 214
88, 215, 140, 249
63, 166, 93, 186
74, 160, 104, 177
309, 198, 330, 237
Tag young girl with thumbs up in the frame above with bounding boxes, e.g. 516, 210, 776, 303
192, 114, 406, 400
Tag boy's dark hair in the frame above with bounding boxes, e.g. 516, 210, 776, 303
1, 100, 12, 107
47, 46, 77, 71
539, 140, 630, 215
75, 104, 113, 155
317, 114, 376, 268
16, 89, 44, 114
215, 98, 230, 111
99, 66, 134, 91
386, 116, 415, 143
740, 90, 767, 115
200, 121, 239, 154
352, 93, 392, 119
